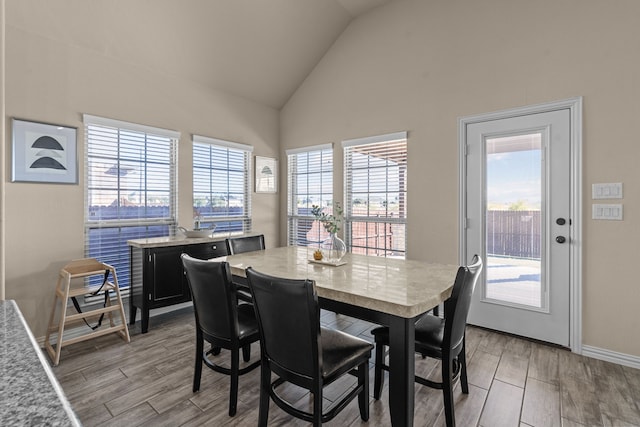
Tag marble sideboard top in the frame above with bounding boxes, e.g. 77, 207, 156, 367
127, 232, 261, 249
127, 235, 223, 249
0, 300, 80, 426
222, 246, 459, 319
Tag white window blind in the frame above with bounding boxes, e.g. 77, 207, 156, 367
286, 144, 333, 246
343, 132, 407, 258
84, 114, 179, 288
192, 135, 253, 233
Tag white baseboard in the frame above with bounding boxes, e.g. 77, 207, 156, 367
581, 345, 640, 370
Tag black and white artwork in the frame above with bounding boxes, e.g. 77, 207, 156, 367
12, 118, 78, 184
255, 156, 277, 193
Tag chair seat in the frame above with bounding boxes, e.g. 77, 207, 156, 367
237, 303, 260, 340
236, 287, 253, 303
415, 315, 445, 353
371, 313, 444, 354
321, 327, 374, 380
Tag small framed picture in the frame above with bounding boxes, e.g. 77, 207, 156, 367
255, 156, 277, 193
11, 118, 78, 184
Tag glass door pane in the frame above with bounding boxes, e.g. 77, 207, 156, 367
485, 133, 543, 309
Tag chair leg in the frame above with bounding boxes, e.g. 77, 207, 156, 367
258, 363, 271, 427
442, 356, 456, 427
312, 385, 323, 427
459, 341, 469, 394
229, 347, 240, 416
193, 331, 204, 392
242, 343, 251, 362
432, 304, 440, 317
358, 361, 370, 421
373, 340, 385, 400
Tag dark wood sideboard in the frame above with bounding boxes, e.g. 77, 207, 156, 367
128, 237, 227, 333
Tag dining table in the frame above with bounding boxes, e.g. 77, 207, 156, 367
218, 245, 459, 427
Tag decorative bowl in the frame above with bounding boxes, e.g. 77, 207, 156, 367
178, 225, 215, 238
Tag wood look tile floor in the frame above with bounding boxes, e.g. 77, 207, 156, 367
50, 307, 640, 426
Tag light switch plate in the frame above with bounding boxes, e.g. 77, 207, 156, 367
592, 183, 623, 199
592, 204, 623, 220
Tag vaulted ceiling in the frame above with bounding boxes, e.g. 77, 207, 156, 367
8, 0, 394, 109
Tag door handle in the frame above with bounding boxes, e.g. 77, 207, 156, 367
556, 236, 566, 244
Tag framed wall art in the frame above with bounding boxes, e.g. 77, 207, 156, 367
11, 118, 78, 184
255, 156, 277, 193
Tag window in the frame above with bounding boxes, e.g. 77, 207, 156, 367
286, 144, 333, 246
343, 132, 407, 258
192, 135, 252, 233
84, 114, 179, 289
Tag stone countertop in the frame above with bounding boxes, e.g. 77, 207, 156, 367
0, 300, 81, 426
127, 232, 260, 249
127, 234, 226, 249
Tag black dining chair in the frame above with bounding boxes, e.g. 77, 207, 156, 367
225, 234, 266, 302
245, 267, 373, 426
371, 255, 483, 427
225, 234, 266, 255
180, 254, 261, 417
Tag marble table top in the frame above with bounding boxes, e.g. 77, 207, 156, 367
222, 246, 459, 319
0, 300, 80, 426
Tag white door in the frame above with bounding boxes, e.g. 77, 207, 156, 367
463, 108, 572, 346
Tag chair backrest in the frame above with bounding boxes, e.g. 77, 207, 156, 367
245, 267, 320, 380
181, 254, 238, 342
225, 235, 266, 255
443, 255, 483, 353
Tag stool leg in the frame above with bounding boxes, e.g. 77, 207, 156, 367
45, 276, 62, 348
45, 275, 64, 364
54, 272, 72, 366
106, 289, 115, 328
109, 266, 130, 342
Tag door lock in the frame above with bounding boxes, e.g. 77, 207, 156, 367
556, 218, 566, 226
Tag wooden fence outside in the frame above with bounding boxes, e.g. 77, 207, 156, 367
350, 221, 397, 256
487, 210, 541, 259
294, 209, 540, 260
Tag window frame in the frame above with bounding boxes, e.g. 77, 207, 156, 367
83, 114, 179, 291
191, 135, 253, 234
286, 143, 334, 247
342, 131, 408, 258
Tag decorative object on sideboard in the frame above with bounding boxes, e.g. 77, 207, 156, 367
178, 225, 216, 238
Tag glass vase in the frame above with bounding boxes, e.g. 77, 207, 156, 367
321, 233, 347, 263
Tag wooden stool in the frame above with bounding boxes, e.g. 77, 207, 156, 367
45, 258, 130, 365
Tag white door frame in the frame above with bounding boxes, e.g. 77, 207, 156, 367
458, 97, 583, 353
